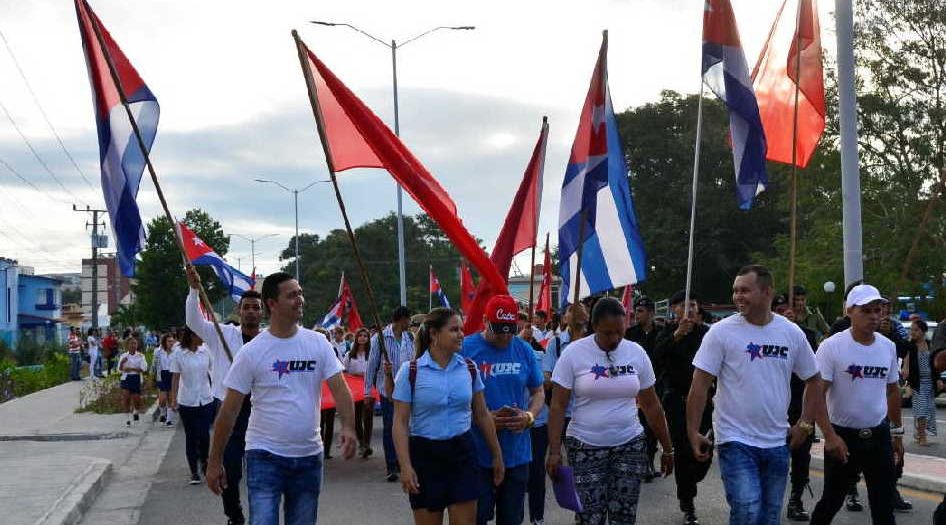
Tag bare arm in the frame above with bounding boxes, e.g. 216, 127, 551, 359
392, 400, 418, 493
206, 388, 246, 494
170, 373, 180, 409
545, 383, 571, 479
638, 386, 674, 476
813, 378, 848, 462
686, 369, 714, 462
474, 391, 505, 486
326, 373, 357, 460
888, 382, 904, 466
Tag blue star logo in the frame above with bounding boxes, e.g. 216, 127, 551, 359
845, 364, 864, 381
590, 363, 609, 380
272, 360, 291, 378
746, 342, 763, 361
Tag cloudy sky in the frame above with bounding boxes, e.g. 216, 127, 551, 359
0, 0, 836, 278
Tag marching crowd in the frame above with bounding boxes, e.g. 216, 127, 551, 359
62, 264, 946, 525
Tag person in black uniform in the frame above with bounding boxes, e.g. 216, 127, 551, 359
625, 296, 661, 482
773, 294, 820, 521
653, 291, 711, 525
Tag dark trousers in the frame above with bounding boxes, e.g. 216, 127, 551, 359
354, 400, 374, 448
69, 353, 82, 380
320, 408, 336, 457
528, 425, 548, 522
381, 397, 397, 472
178, 402, 216, 475
811, 423, 896, 525
790, 434, 814, 491
639, 408, 659, 470
664, 391, 712, 503
218, 396, 251, 523
477, 463, 529, 525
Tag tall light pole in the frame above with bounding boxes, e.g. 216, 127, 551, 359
254, 178, 328, 284
230, 233, 279, 273
309, 21, 475, 306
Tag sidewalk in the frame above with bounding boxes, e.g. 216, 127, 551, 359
0, 378, 176, 525
811, 440, 946, 494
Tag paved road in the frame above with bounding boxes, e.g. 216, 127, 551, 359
139, 416, 945, 525
901, 404, 946, 459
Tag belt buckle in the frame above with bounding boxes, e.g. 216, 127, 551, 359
858, 428, 873, 439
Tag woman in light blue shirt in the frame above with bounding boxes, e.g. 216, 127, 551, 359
393, 307, 504, 525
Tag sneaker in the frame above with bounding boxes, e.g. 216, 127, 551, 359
125, 420, 131, 427
893, 491, 913, 513
364, 447, 373, 458
786, 495, 810, 521
680, 499, 700, 525
133, 414, 140, 425
189, 473, 201, 485
159, 415, 166, 423
532, 520, 545, 525
845, 492, 863, 512
385, 471, 399, 482
165, 420, 174, 427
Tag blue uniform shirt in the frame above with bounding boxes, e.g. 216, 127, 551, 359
532, 348, 549, 427
461, 333, 543, 468
392, 352, 484, 440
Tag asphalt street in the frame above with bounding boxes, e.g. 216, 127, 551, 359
138, 410, 946, 525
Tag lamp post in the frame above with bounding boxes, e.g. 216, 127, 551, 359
309, 21, 475, 306
823, 280, 837, 324
230, 233, 278, 274
254, 178, 328, 284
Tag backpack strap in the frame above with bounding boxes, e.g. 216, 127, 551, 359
408, 359, 418, 399
464, 358, 477, 386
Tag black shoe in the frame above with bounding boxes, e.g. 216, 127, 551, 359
786, 495, 810, 521
385, 471, 398, 482
189, 473, 201, 485
845, 492, 863, 512
893, 491, 913, 513
159, 415, 166, 423
680, 500, 699, 525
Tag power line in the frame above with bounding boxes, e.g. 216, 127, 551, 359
0, 154, 70, 204
0, 26, 97, 192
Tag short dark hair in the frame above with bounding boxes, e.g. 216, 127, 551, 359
240, 290, 262, 304
262, 272, 294, 308
737, 264, 774, 290
392, 305, 412, 322
669, 290, 699, 306
590, 297, 626, 327
913, 319, 929, 334
180, 326, 198, 349
518, 311, 529, 322
792, 285, 807, 296
534, 310, 548, 320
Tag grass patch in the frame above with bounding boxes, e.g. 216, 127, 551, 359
0, 353, 70, 403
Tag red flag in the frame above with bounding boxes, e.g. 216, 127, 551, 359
621, 285, 634, 326
463, 118, 550, 334
294, 36, 507, 298
340, 274, 364, 331
751, 0, 826, 168
460, 261, 476, 314
536, 236, 553, 315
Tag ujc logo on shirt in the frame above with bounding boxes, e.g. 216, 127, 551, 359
480, 362, 521, 377
844, 364, 888, 382
745, 342, 789, 362
272, 359, 319, 378
590, 363, 637, 380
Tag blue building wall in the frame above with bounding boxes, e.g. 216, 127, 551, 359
18, 274, 63, 346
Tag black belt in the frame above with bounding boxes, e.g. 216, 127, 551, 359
834, 420, 888, 440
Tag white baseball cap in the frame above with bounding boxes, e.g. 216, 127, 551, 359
845, 284, 887, 307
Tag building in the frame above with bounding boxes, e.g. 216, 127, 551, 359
0, 258, 64, 349
81, 256, 133, 318
507, 264, 562, 314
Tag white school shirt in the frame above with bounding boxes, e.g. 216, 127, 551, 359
817, 329, 898, 429
693, 313, 818, 448
224, 328, 344, 458
551, 335, 656, 447
119, 352, 148, 380
170, 346, 214, 407
186, 289, 248, 400
344, 352, 368, 376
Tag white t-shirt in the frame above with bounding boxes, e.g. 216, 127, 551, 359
817, 330, 898, 429
551, 335, 656, 447
170, 346, 214, 407
87, 336, 100, 353
344, 352, 368, 376
155, 348, 177, 373
224, 328, 344, 458
693, 313, 818, 448
118, 352, 148, 380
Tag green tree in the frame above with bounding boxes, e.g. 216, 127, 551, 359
280, 213, 472, 327
134, 209, 229, 329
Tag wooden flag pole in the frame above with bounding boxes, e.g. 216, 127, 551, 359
572, 209, 588, 306
87, 10, 233, 361
787, 0, 804, 309
292, 29, 390, 361
526, 116, 548, 321
429, 265, 433, 312
684, 81, 706, 320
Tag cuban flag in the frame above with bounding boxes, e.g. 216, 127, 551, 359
321, 274, 363, 331
703, 0, 769, 209
178, 223, 255, 303
558, 31, 647, 306
75, 0, 158, 277
430, 267, 451, 308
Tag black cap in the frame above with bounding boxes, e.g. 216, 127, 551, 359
772, 294, 789, 309
669, 290, 699, 306
635, 296, 655, 310
792, 285, 807, 296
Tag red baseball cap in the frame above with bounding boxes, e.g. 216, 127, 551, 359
486, 295, 519, 334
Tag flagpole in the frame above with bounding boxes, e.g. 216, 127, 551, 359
572, 209, 588, 306
429, 265, 433, 312
293, 29, 390, 361
787, 0, 804, 309
684, 82, 706, 319
86, 9, 233, 362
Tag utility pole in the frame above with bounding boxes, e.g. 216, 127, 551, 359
73, 204, 107, 329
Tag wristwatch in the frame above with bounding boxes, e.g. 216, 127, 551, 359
524, 411, 535, 428
798, 420, 815, 435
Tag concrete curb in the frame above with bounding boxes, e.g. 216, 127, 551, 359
811, 455, 946, 495
32, 458, 112, 525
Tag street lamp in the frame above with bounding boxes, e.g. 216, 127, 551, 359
823, 281, 837, 324
230, 233, 279, 274
254, 178, 329, 284
309, 21, 475, 306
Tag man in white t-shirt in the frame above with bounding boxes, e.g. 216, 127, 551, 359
687, 265, 826, 525
206, 272, 357, 525
809, 284, 903, 525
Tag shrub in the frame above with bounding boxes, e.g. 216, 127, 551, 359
0, 353, 72, 403
77, 372, 157, 414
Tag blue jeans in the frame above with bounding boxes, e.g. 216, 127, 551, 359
477, 463, 529, 525
380, 397, 397, 472
717, 442, 789, 525
246, 449, 323, 525
69, 353, 82, 380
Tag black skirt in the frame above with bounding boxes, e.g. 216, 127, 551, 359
121, 374, 142, 395
408, 430, 480, 511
